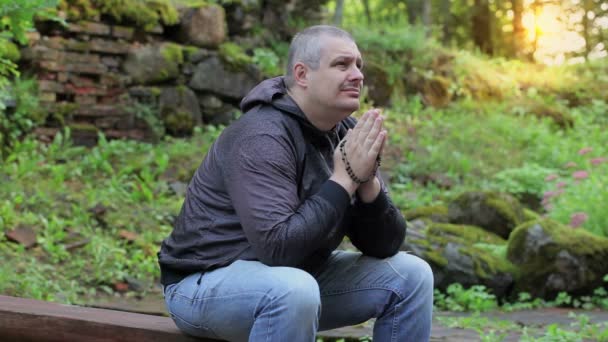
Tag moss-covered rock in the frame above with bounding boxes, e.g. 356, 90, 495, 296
404, 205, 449, 223
218, 42, 252, 72
523, 208, 540, 222
178, 4, 226, 48
528, 101, 574, 129
123, 43, 185, 84
448, 191, 525, 239
159, 86, 201, 136
189, 55, 261, 100
163, 109, 195, 136
401, 219, 516, 298
362, 61, 393, 106
507, 218, 608, 299
95, 0, 179, 29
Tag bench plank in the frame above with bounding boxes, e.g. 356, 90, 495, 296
0, 295, 212, 342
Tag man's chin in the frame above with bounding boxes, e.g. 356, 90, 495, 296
340, 100, 361, 113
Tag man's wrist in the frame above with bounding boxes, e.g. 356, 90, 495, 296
357, 177, 381, 203
329, 173, 358, 196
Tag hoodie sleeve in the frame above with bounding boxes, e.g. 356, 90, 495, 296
224, 133, 350, 267
346, 173, 407, 258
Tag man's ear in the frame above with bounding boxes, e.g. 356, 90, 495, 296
293, 62, 308, 88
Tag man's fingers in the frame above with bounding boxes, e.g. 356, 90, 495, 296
364, 114, 384, 148
357, 109, 379, 143
378, 129, 387, 155
370, 129, 387, 156
350, 111, 369, 142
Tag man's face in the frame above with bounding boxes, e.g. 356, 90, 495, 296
306, 36, 364, 117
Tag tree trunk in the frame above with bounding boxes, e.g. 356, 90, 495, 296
333, 0, 344, 26
512, 0, 526, 59
361, 0, 372, 25
472, 0, 493, 55
581, 0, 592, 60
439, 0, 452, 43
407, 0, 423, 25
422, 0, 431, 33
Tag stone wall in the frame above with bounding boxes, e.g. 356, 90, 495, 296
20, 1, 328, 145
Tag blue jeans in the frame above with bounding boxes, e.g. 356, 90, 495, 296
164, 251, 434, 342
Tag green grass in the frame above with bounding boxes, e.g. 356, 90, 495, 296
0, 126, 221, 302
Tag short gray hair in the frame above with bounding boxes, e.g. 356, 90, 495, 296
284, 25, 355, 88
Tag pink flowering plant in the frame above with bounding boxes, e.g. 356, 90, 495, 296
542, 147, 608, 237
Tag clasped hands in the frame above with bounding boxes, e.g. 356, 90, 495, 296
331, 108, 386, 199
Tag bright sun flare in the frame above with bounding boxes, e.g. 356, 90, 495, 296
521, 3, 586, 64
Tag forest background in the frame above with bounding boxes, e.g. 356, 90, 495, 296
1, 0, 608, 340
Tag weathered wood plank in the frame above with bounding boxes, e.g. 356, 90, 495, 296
0, 295, 214, 342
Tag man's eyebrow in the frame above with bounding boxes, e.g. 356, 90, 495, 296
330, 55, 364, 66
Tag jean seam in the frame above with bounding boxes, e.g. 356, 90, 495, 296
321, 285, 404, 301
248, 292, 275, 342
169, 291, 272, 335
391, 301, 401, 342
172, 290, 271, 302
265, 294, 274, 342
385, 258, 408, 282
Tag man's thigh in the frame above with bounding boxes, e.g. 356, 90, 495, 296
313, 250, 427, 331
164, 259, 318, 341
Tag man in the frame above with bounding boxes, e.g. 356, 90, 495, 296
158, 25, 433, 341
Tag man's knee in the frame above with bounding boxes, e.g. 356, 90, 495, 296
386, 252, 434, 295
268, 268, 321, 314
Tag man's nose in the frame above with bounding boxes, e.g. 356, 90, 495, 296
349, 65, 364, 82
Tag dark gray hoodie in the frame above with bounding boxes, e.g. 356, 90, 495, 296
158, 77, 406, 286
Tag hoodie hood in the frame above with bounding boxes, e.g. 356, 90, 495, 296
240, 76, 344, 139
240, 76, 287, 113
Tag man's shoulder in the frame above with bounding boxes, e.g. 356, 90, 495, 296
220, 104, 302, 151
238, 104, 301, 136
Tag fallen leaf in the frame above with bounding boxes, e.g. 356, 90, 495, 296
5, 226, 37, 248
118, 229, 139, 242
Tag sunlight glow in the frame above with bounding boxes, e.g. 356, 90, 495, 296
522, 3, 586, 65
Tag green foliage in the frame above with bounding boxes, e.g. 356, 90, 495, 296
0, 0, 57, 86
434, 284, 498, 312
0, 0, 57, 157
435, 282, 608, 341
0, 0, 58, 44
348, 23, 438, 86
127, 100, 165, 142
491, 163, 559, 200
0, 126, 222, 302
252, 48, 281, 77
218, 42, 253, 71
519, 314, 608, 342
437, 313, 515, 342
540, 138, 608, 237
0, 78, 46, 159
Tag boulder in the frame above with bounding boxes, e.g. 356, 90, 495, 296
198, 94, 239, 125
448, 191, 525, 239
123, 43, 185, 85
178, 4, 226, 48
402, 219, 516, 298
159, 86, 202, 136
189, 56, 260, 100
404, 205, 449, 223
507, 218, 608, 299
224, 0, 262, 35
362, 61, 392, 106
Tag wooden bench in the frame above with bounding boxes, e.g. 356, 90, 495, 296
0, 295, 206, 341
0, 295, 371, 341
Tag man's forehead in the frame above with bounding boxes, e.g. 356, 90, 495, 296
320, 36, 362, 60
